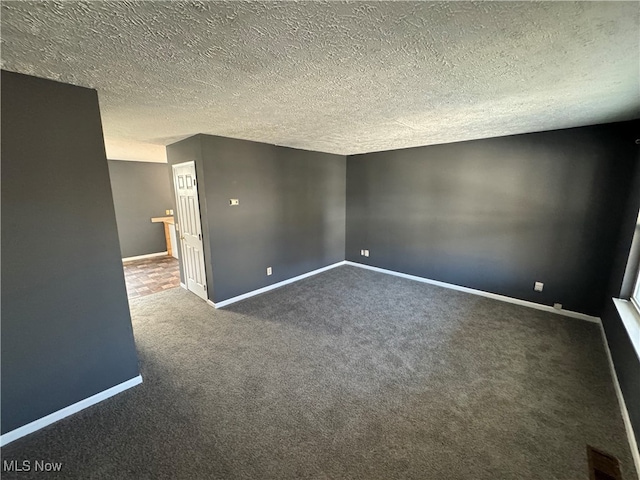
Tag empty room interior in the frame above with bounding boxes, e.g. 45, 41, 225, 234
2, 2, 640, 479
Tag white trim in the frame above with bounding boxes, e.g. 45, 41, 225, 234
0, 375, 142, 447
210, 261, 347, 308
598, 321, 640, 477
180, 282, 188, 290
612, 299, 640, 362
122, 252, 167, 262
344, 261, 600, 323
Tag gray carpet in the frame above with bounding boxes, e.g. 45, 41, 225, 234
1, 265, 637, 479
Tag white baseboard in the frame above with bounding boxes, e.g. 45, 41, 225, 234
0, 375, 143, 447
180, 282, 187, 290
210, 261, 347, 308
122, 251, 168, 262
344, 261, 600, 323
598, 322, 640, 478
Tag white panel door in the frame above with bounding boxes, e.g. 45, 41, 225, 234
172, 161, 208, 301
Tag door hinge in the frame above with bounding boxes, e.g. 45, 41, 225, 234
198, 233, 202, 240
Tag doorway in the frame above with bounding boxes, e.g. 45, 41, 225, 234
172, 161, 208, 301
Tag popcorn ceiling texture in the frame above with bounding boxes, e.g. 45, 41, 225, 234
1, 1, 638, 158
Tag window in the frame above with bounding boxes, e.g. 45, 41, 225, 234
620, 212, 640, 311
616, 209, 640, 359
631, 210, 640, 308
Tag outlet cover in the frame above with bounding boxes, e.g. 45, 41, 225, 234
360, 249, 364, 256
266, 267, 272, 276
364, 250, 370, 257
553, 303, 562, 310
230, 199, 239, 206
534, 282, 544, 292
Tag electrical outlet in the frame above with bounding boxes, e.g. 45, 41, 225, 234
229, 199, 239, 206
364, 250, 370, 257
534, 281, 544, 292
360, 249, 364, 256
266, 267, 272, 276
165, 209, 171, 215
553, 303, 562, 310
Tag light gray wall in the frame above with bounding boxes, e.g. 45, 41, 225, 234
108, 160, 173, 258
1, 71, 140, 435
167, 135, 346, 303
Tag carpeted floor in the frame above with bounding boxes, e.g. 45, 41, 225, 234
1, 265, 636, 479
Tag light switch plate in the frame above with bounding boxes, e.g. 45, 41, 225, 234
534, 281, 544, 292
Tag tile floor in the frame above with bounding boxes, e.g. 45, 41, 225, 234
123, 256, 181, 299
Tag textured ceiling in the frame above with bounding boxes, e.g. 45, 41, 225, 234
2, 1, 639, 159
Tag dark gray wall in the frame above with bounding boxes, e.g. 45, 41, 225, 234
1, 71, 140, 435
167, 135, 346, 303
107, 160, 173, 258
346, 121, 639, 317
